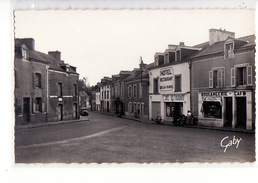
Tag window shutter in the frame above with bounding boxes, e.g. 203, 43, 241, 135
209, 71, 213, 88
218, 70, 222, 87
32, 73, 35, 88
231, 68, 235, 87
247, 66, 252, 86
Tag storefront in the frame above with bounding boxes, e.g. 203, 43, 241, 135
198, 90, 252, 130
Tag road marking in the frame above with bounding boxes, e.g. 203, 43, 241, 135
16, 126, 127, 150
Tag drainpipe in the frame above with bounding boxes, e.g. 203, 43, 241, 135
188, 60, 192, 113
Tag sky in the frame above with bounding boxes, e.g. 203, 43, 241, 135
14, 9, 255, 85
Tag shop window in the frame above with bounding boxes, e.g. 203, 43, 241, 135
202, 101, 222, 119
224, 42, 234, 59
58, 83, 62, 96
209, 68, 224, 88
153, 78, 159, 94
174, 75, 182, 92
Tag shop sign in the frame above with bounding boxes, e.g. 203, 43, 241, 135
159, 67, 173, 91
234, 91, 246, 96
201, 92, 227, 97
202, 96, 222, 102
163, 94, 184, 101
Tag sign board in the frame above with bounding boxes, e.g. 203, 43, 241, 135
159, 67, 173, 91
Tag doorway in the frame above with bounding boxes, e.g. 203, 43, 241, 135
57, 104, 63, 121
224, 97, 232, 127
152, 102, 161, 120
236, 97, 246, 128
23, 98, 30, 123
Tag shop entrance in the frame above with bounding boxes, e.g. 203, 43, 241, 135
224, 97, 232, 127
166, 102, 183, 121
152, 102, 160, 120
236, 97, 246, 128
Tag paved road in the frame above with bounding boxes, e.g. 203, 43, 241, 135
15, 112, 255, 163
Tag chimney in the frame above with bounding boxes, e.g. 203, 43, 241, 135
209, 28, 235, 45
179, 42, 185, 47
48, 51, 61, 60
18, 38, 35, 50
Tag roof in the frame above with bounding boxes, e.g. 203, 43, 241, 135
191, 34, 255, 59
15, 38, 78, 74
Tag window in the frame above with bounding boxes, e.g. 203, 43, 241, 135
139, 83, 142, 98
209, 68, 224, 88
128, 102, 132, 113
134, 102, 137, 113
35, 73, 42, 88
164, 53, 169, 64
104, 91, 106, 99
107, 91, 109, 99
15, 70, 19, 88
137, 103, 140, 114
36, 97, 42, 112
153, 78, 159, 94
102, 91, 104, 99
15, 98, 22, 115
133, 84, 137, 98
202, 101, 222, 119
158, 55, 164, 65
176, 50, 180, 61
174, 75, 182, 92
120, 84, 123, 97
58, 83, 62, 96
73, 84, 77, 96
22, 48, 28, 60
140, 103, 144, 115
128, 85, 132, 98
225, 43, 234, 59
232, 66, 252, 87
169, 52, 175, 63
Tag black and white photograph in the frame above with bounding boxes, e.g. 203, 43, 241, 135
1, 0, 258, 183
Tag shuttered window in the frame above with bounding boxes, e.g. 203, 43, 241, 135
247, 66, 252, 86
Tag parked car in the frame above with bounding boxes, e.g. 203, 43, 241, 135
81, 108, 89, 116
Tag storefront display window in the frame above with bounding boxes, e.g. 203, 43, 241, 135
203, 101, 222, 118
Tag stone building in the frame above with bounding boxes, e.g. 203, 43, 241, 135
14, 38, 79, 125
191, 29, 255, 130
148, 42, 200, 121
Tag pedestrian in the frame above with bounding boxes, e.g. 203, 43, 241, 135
187, 110, 192, 125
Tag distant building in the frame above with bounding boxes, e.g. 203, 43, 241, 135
148, 42, 200, 121
14, 38, 79, 125
100, 77, 112, 112
191, 29, 255, 130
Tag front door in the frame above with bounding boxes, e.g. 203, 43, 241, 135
23, 98, 30, 123
224, 97, 232, 127
73, 103, 77, 119
152, 102, 161, 120
236, 97, 246, 128
57, 104, 63, 121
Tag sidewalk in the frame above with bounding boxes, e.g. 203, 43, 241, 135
15, 117, 89, 130
99, 111, 255, 134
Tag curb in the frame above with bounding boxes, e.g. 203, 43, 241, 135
15, 118, 90, 130
98, 112, 254, 134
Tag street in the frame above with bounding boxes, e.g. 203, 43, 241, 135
15, 112, 255, 163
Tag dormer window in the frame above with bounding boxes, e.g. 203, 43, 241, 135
224, 42, 234, 60
66, 65, 70, 72
22, 48, 28, 60
176, 50, 181, 61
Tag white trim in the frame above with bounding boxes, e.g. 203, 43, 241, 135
49, 95, 58, 98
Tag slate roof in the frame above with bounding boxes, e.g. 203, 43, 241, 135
191, 34, 255, 59
15, 39, 77, 74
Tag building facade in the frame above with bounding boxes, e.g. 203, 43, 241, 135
191, 29, 255, 130
15, 38, 48, 125
149, 43, 200, 121
14, 38, 80, 125
100, 77, 112, 112
124, 62, 150, 120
